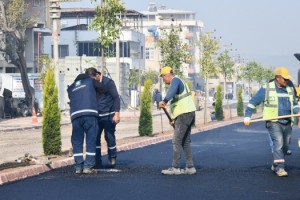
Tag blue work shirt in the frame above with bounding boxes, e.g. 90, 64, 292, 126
245, 81, 300, 123
163, 77, 185, 103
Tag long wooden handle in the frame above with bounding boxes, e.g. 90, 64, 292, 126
162, 107, 172, 122
162, 107, 175, 128
250, 114, 300, 123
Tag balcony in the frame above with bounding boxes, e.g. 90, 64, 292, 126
185, 32, 194, 39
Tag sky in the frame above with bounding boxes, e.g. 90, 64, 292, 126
121, 0, 300, 81
63, 0, 300, 81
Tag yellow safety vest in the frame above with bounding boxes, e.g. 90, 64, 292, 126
170, 77, 196, 118
263, 80, 294, 123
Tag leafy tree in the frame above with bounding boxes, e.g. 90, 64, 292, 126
128, 69, 139, 90
198, 32, 220, 123
237, 87, 244, 117
217, 49, 235, 119
217, 49, 235, 99
42, 67, 61, 155
251, 63, 264, 87
158, 29, 191, 76
138, 79, 153, 136
90, 0, 125, 74
240, 61, 260, 97
0, 0, 36, 113
39, 55, 52, 84
215, 85, 224, 121
262, 67, 275, 83
142, 69, 159, 85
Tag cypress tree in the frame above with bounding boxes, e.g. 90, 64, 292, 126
42, 68, 61, 155
237, 87, 244, 117
138, 79, 153, 136
215, 85, 224, 121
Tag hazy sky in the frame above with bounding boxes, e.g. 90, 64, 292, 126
122, 0, 300, 80
63, 0, 300, 80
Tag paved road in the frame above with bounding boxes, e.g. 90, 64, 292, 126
1, 121, 300, 200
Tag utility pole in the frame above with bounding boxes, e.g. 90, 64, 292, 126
37, 32, 41, 73
116, 38, 120, 92
137, 39, 142, 98
49, 0, 60, 92
100, 0, 105, 75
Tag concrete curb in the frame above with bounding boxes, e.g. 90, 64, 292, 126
0, 122, 70, 133
0, 113, 161, 132
0, 116, 249, 185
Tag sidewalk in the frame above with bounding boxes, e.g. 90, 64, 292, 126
0, 108, 160, 132
0, 107, 259, 185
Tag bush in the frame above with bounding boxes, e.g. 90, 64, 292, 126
138, 79, 153, 136
215, 85, 224, 121
42, 68, 61, 155
237, 87, 244, 117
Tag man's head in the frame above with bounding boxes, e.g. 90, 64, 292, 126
275, 67, 291, 88
160, 66, 174, 84
85, 67, 101, 81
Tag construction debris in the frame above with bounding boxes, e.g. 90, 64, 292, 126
15, 153, 52, 165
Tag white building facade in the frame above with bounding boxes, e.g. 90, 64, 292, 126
42, 7, 145, 109
140, 3, 205, 91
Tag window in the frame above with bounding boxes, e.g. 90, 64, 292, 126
145, 47, 154, 60
77, 42, 102, 57
77, 42, 131, 57
33, 0, 40, 7
148, 15, 155, 21
5, 67, 16, 73
51, 45, 69, 58
123, 42, 130, 57
59, 45, 69, 58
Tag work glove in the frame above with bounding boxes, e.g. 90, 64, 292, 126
170, 119, 175, 126
159, 101, 166, 108
244, 117, 251, 126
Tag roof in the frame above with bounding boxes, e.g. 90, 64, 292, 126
60, 8, 145, 18
141, 8, 196, 16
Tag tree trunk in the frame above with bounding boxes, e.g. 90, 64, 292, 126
204, 75, 208, 124
225, 75, 231, 120
15, 43, 34, 114
101, 47, 105, 75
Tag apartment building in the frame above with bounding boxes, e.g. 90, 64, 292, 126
0, 0, 51, 73
140, 2, 204, 91
42, 4, 145, 109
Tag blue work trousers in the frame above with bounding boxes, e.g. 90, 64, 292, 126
95, 114, 116, 166
266, 121, 292, 169
71, 116, 98, 170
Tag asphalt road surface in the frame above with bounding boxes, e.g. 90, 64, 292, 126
2, 121, 300, 200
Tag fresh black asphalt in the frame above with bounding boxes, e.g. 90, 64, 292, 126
1, 122, 300, 200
